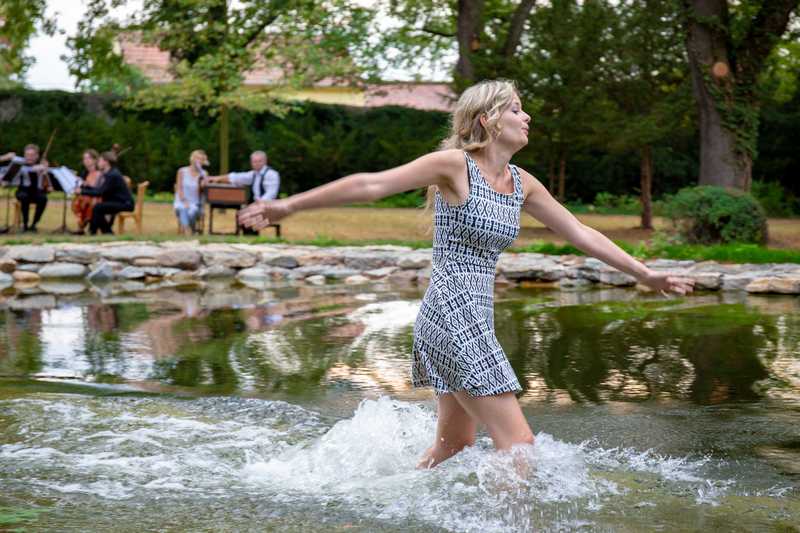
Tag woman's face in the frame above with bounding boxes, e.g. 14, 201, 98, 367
494, 95, 531, 151
83, 152, 97, 171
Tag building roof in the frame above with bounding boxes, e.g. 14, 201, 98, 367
365, 83, 454, 112
118, 38, 455, 112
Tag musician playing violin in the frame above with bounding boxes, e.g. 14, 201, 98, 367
0, 144, 52, 233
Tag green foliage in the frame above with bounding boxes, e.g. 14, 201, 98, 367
593, 193, 640, 213
0, 0, 57, 85
0, 89, 448, 193
750, 180, 799, 217
67, 0, 378, 111
664, 185, 769, 244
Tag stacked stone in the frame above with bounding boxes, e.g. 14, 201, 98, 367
0, 241, 799, 295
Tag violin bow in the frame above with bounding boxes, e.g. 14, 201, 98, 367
41, 128, 58, 162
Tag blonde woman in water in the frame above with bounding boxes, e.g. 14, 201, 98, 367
239, 80, 694, 468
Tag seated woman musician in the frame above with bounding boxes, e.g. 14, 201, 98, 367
71, 148, 102, 235
174, 149, 208, 235
79, 151, 134, 235
0, 144, 52, 233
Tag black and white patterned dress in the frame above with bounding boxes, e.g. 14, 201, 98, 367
412, 151, 523, 397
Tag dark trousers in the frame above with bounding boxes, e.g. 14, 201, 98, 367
89, 201, 133, 235
16, 189, 48, 229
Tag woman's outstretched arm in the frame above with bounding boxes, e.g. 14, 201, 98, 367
238, 150, 463, 230
518, 168, 694, 295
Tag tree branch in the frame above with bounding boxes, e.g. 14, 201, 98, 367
734, 0, 799, 85
420, 25, 456, 38
503, 0, 536, 57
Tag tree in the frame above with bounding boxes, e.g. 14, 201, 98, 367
67, 0, 377, 172
683, 0, 800, 190
379, 0, 612, 201
378, 0, 536, 90
599, 0, 691, 228
0, 0, 57, 88
519, 0, 615, 202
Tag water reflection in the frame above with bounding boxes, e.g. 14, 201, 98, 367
502, 301, 790, 405
1, 285, 799, 407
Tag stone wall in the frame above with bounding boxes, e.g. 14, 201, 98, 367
1, 242, 799, 296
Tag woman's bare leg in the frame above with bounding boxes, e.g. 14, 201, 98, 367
453, 391, 534, 450
417, 393, 477, 469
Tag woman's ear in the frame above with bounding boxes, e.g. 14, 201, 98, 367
479, 113, 488, 129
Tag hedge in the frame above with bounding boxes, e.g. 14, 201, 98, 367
0, 88, 797, 211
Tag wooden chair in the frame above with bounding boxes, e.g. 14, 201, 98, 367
117, 180, 149, 234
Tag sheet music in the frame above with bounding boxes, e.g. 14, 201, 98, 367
50, 166, 81, 195
0, 156, 25, 186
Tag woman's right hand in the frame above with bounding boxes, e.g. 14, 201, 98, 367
238, 199, 292, 230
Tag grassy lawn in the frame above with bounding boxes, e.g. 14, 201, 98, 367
0, 200, 798, 262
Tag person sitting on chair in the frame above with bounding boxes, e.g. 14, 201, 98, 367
174, 149, 208, 235
71, 148, 102, 235
207, 150, 280, 235
0, 144, 52, 233
80, 151, 134, 235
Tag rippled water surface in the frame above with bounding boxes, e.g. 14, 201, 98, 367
1, 282, 799, 532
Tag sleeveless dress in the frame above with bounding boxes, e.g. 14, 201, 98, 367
173, 168, 202, 211
412, 151, 524, 397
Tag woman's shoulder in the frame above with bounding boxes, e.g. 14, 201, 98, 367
425, 148, 468, 175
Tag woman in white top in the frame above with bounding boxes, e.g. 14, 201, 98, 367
174, 150, 208, 235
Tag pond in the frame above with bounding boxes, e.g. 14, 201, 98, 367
1, 282, 799, 532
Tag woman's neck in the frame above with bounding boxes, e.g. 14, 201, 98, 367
472, 144, 513, 178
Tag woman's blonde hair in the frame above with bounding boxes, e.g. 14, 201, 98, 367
440, 79, 519, 151
189, 149, 209, 166
425, 79, 520, 215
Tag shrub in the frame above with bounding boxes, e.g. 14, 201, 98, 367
589, 192, 642, 214
750, 180, 799, 217
664, 185, 768, 245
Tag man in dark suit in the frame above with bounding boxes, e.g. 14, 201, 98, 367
80, 151, 134, 235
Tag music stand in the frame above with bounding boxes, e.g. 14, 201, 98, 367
0, 159, 23, 234
47, 169, 70, 234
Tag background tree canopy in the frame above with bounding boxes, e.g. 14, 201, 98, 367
2, 0, 799, 216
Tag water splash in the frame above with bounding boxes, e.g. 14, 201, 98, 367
0, 394, 789, 532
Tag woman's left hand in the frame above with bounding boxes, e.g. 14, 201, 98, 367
638, 270, 695, 296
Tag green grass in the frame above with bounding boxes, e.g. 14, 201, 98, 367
511, 240, 800, 264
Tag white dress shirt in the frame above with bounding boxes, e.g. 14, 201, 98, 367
228, 166, 280, 202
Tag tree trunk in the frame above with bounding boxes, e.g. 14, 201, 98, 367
547, 158, 556, 195
455, 0, 485, 84
219, 105, 230, 174
684, 0, 798, 191
640, 145, 653, 229
557, 152, 566, 202
684, 0, 750, 189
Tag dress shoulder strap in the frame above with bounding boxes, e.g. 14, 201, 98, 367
509, 164, 524, 201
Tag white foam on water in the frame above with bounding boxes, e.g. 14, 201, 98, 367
0, 395, 747, 532
241, 396, 720, 532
